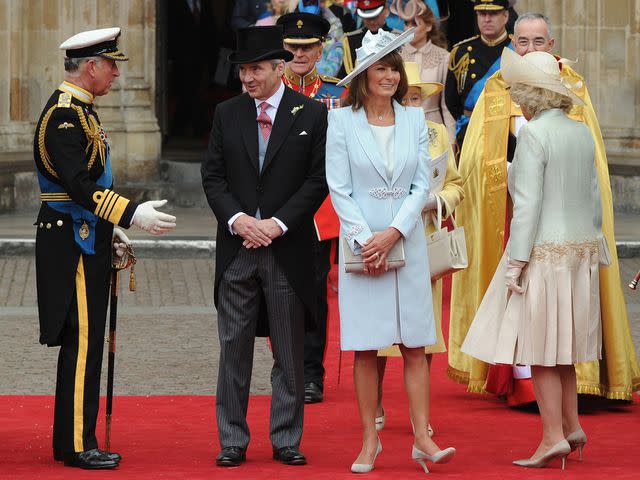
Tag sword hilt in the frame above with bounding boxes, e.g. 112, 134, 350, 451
630, 270, 640, 290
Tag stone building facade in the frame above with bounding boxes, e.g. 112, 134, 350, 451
0, 0, 639, 212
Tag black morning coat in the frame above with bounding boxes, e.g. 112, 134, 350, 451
201, 86, 328, 336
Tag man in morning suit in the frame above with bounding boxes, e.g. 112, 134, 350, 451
201, 25, 328, 467
34, 27, 176, 470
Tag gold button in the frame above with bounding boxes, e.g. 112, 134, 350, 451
471, 73, 477, 79
467, 46, 473, 51
57, 220, 63, 227
39, 222, 44, 228
470, 58, 476, 64
46, 223, 52, 229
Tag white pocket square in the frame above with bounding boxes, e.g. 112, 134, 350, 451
299, 130, 308, 136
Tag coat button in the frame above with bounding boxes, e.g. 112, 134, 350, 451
470, 58, 476, 64
471, 73, 477, 79
39, 222, 43, 228
57, 220, 63, 227
46, 223, 52, 229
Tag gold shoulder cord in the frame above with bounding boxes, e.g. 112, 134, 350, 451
448, 46, 470, 95
342, 35, 353, 74
38, 104, 104, 177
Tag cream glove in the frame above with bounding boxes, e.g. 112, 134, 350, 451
505, 258, 528, 294
132, 200, 177, 235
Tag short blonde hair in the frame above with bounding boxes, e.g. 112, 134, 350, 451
509, 83, 573, 118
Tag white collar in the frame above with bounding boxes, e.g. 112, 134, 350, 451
254, 81, 285, 110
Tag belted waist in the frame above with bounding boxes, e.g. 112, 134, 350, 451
368, 187, 408, 199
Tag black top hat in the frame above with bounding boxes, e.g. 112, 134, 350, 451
473, 0, 509, 11
228, 26, 294, 64
277, 12, 330, 45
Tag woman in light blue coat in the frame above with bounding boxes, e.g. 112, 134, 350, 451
328, 29, 456, 474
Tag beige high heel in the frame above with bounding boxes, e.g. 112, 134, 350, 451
512, 439, 571, 470
411, 445, 456, 473
351, 439, 382, 473
566, 429, 587, 461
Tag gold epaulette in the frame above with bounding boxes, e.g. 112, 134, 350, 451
452, 35, 479, 49
57, 92, 72, 108
319, 74, 341, 84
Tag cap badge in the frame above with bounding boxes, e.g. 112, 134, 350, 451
297, 20, 303, 29
364, 0, 370, 5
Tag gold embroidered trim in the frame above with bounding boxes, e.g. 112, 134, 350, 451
37, 105, 61, 178
529, 240, 599, 262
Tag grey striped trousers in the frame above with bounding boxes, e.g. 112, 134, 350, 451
216, 247, 305, 449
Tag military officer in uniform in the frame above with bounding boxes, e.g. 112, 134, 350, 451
444, 0, 511, 147
34, 28, 176, 469
339, 0, 398, 77
277, 12, 346, 404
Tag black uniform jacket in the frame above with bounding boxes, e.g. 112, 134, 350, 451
33, 89, 137, 346
202, 86, 328, 335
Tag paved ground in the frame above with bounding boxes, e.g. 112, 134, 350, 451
1, 254, 639, 396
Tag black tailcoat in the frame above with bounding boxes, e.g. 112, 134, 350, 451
202, 86, 328, 333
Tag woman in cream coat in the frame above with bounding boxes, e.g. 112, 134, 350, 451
462, 49, 605, 469
328, 29, 455, 473
376, 62, 464, 437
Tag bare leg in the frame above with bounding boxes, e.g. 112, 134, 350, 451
558, 365, 581, 435
400, 345, 441, 454
530, 366, 566, 459
426, 353, 433, 371
376, 356, 387, 419
353, 350, 381, 465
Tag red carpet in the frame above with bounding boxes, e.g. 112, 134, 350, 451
1, 276, 638, 479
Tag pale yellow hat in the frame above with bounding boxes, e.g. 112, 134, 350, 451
403, 61, 443, 99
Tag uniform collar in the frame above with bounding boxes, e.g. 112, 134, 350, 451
481, 29, 508, 47
284, 66, 319, 87
59, 80, 94, 104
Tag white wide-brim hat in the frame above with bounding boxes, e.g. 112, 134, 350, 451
337, 28, 415, 87
501, 48, 583, 105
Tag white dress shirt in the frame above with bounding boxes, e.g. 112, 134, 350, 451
228, 81, 288, 235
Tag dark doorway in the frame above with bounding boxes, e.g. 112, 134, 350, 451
156, 0, 241, 155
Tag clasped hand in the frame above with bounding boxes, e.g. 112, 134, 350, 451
233, 214, 283, 249
505, 258, 528, 293
360, 227, 402, 276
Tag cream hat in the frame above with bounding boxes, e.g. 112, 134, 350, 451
500, 48, 583, 105
403, 61, 443, 99
337, 28, 415, 87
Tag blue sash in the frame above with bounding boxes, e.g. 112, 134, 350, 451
38, 144, 113, 255
455, 43, 514, 136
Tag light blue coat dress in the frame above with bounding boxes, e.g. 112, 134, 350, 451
326, 101, 436, 351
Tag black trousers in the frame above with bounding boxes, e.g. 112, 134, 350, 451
52, 254, 110, 453
303, 238, 332, 388
216, 247, 305, 449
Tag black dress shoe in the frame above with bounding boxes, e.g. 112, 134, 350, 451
304, 382, 323, 404
273, 446, 307, 465
62, 449, 118, 469
216, 446, 246, 467
54, 449, 121, 462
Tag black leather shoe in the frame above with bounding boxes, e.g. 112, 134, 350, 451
216, 446, 246, 467
273, 446, 307, 465
55, 449, 121, 462
62, 449, 118, 469
304, 382, 323, 404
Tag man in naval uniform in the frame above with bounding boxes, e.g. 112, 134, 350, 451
277, 11, 346, 404
444, 0, 511, 147
339, 0, 398, 77
33, 28, 176, 469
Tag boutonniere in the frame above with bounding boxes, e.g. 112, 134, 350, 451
291, 104, 304, 115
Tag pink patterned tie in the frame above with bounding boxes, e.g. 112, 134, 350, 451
257, 102, 272, 141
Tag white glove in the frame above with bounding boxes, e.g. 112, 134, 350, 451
505, 258, 527, 294
132, 199, 177, 235
112, 227, 131, 257
424, 193, 438, 212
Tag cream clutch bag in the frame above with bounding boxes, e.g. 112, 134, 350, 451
342, 233, 405, 273
426, 195, 468, 280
